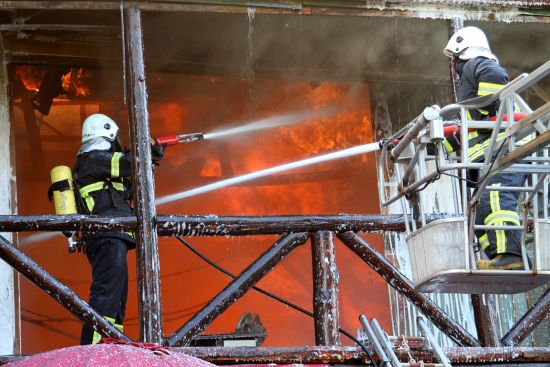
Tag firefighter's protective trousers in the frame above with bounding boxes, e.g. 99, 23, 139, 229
80, 236, 129, 345
474, 172, 525, 259
75, 149, 134, 345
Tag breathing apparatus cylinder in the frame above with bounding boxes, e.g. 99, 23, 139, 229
49, 166, 80, 253
50, 166, 78, 215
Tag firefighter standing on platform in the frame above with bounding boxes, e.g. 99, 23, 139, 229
75, 113, 165, 344
442, 27, 526, 270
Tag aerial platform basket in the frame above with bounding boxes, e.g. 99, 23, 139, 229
379, 60, 550, 294
406, 217, 550, 294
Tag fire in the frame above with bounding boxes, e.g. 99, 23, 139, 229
14, 65, 44, 92
152, 75, 373, 215
233, 81, 372, 174
61, 68, 91, 97
16, 70, 389, 351
147, 75, 385, 346
14, 66, 91, 97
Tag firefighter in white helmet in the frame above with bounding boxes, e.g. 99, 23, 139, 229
75, 113, 164, 344
442, 27, 526, 270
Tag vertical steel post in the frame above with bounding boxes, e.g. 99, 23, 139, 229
449, 16, 463, 103
2, 38, 18, 352
311, 231, 340, 345
471, 294, 499, 346
124, 5, 163, 343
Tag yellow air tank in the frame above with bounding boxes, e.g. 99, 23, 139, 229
50, 166, 78, 215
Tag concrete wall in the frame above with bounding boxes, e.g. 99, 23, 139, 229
0, 37, 17, 354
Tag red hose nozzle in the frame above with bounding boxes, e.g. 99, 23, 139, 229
154, 132, 204, 146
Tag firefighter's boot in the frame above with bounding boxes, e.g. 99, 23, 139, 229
476, 254, 524, 270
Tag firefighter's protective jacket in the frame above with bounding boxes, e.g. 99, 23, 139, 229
442, 56, 509, 162
456, 56, 508, 120
444, 56, 522, 257
74, 149, 135, 244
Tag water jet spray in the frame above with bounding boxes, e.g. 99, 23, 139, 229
155, 141, 381, 206
153, 108, 335, 147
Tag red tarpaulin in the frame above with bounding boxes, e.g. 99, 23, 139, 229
4, 339, 217, 367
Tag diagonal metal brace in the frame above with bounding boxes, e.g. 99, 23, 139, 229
166, 232, 309, 347
501, 287, 550, 346
0, 235, 130, 342
337, 231, 480, 347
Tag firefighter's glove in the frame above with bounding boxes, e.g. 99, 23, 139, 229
151, 143, 166, 165
379, 138, 398, 150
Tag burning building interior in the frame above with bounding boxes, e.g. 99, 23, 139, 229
0, 1, 549, 366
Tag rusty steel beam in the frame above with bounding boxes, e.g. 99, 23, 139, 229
445, 346, 550, 363
3, 347, 550, 366
125, 5, 163, 344
311, 231, 340, 346
0, 213, 450, 234
501, 287, 550, 346
471, 294, 500, 347
0, 235, 130, 343
157, 213, 449, 235
3, 346, 550, 366
166, 232, 309, 347
168, 346, 550, 364
1, 1, 549, 24
337, 231, 480, 347
171, 346, 369, 364
0, 214, 134, 232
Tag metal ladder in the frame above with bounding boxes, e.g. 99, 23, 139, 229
359, 315, 451, 367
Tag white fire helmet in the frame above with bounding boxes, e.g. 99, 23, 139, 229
81, 113, 119, 143
443, 26, 497, 62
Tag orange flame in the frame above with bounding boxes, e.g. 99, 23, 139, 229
14, 66, 43, 92
15, 66, 91, 97
152, 76, 373, 215
61, 68, 91, 97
